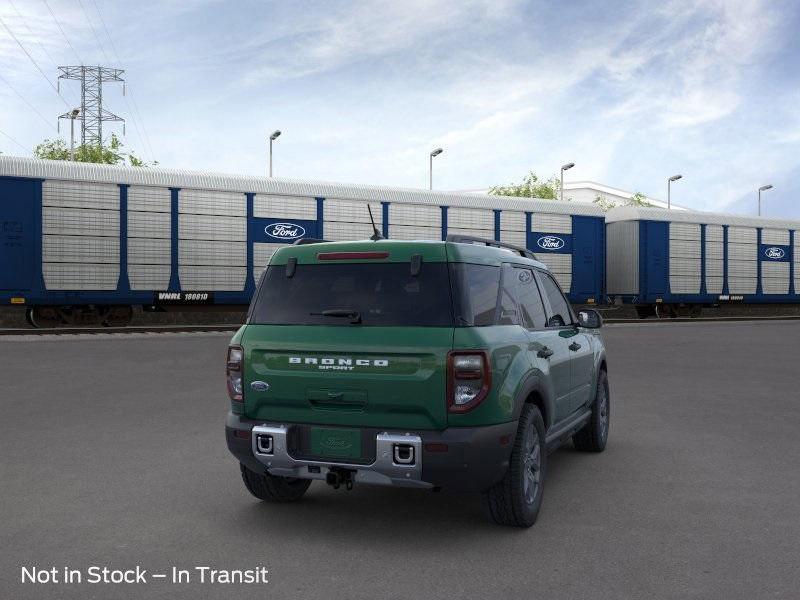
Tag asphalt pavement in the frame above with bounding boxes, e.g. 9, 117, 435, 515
1, 321, 798, 599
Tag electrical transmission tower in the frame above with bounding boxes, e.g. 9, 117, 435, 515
57, 66, 125, 146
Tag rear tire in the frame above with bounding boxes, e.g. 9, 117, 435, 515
240, 464, 311, 503
573, 370, 610, 452
482, 404, 546, 528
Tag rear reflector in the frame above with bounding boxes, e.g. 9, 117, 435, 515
10, 297, 25, 305
232, 429, 250, 440
317, 251, 390, 260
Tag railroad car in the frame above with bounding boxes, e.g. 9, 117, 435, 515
606, 206, 800, 317
0, 157, 605, 327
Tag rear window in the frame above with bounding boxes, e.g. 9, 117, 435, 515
449, 263, 502, 326
249, 262, 454, 327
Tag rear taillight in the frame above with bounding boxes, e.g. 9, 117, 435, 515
447, 350, 491, 413
227, 345, 244, 402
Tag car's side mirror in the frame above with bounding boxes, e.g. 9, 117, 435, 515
577, 309, 603, 329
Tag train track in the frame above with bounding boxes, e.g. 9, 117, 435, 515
2, 315, 800, 335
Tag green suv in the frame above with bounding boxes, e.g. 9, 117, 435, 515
225, 236, 609, 527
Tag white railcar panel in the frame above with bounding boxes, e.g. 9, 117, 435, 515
179, 214, 246, 242
129, 265, 170, 290
532, 213, 571, 234
128, 238, 170, 264
448, 227, 495, 240
761, 262, 789, 294
324, 221, 382, 241
179, 189, 245, 216
254, 243, 286, 269
705, 258, 724, 278
179, 266, 246, 291
728, 277, 757, 294
128, 211, 170, 239
324, 199, 382, 224
761, 229, 790, 245
43, 235, 119, 264
43, 263, 119, 290
669, 239, 701, 259
728, 226, 757, 244
669, 223, 701, 241
706, 276, 723, 294
254, 195, 316, 220
705, 225, 724, 241
705, 239, 724, 260
727, 244, 757, 261
447, 207, 493, 230
128, 186, 170, 213
179, 240, 246, 266
670, 275, 701, 294
42, 180, 119, 211
388, 224, 441, 241
499, 229, 527, 248
728, 260, 757, 278
500, 211, 526, 232
43, 206, 119, 238
536, 254, 572, 292
388, 203, 441, 227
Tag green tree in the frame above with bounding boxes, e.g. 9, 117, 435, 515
593, 191, 653, 212
489, 171, 562, 199
33, 134, 156, 166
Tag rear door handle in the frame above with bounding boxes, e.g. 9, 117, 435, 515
569, 342, 581, 351
537, 346, 554, 359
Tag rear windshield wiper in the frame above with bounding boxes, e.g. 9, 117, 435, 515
310, 309, 362, 324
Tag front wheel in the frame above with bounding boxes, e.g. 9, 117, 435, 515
240, 464, 311, 503
482, 404, 547, 527
573, 370, 610, 452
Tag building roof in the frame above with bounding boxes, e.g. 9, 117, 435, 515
0, 156, 605, 217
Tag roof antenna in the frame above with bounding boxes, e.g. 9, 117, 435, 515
367, 204, 383, 241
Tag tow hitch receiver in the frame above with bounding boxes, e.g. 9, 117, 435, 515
326, 467, 356, 490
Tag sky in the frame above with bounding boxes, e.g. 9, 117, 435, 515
1, 0, 799, 218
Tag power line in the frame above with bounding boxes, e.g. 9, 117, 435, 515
89, 0, 156, 162
7, 0, 81, 106
76, 0, 112, 64
0, 14, 70, 108
0, 72, 59, 132
43, 0, 83, 66
0, 126, 31, 153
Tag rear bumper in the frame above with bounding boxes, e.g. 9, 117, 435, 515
226, 413, 517, 492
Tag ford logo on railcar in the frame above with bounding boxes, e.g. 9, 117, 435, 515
265, 222, 305, 240
764, 247, 785, 260
537, 235, 565, 250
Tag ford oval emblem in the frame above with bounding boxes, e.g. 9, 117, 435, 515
764, 246, 785, 260
265, 222, 306, 240
537, 235, 565, 250
250, 381, 269, 392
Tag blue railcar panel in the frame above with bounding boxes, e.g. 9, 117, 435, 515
569, 216, 604, 303
0, 177, 38, 292
640, 220, 669, 299
530, 232, 573, 253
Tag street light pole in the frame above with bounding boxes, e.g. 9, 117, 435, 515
429, 148, 443, 190
560, 162, 575, 202
667, 174, 682, 209
269, 130, 281, 177
69, 108, 80, 161
758, 184, 773, 216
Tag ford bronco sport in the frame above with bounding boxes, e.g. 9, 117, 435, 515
225, 235, 609, 527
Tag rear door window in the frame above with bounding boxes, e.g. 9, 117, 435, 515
537, 271, 573, 327
515, 268, 547, 329
249, 262, 453, 327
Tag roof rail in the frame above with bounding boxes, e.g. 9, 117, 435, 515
292, 238, 332, 245
445, 234, 537, 260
